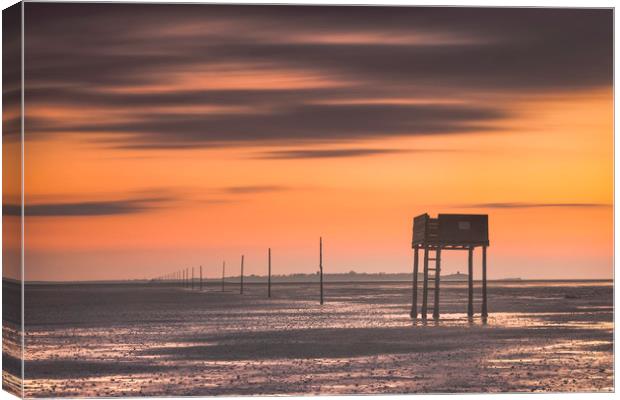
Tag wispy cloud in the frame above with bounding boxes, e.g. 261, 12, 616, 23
461, 202, 612, 209
28, 103, 505, 149
22, 4, 611, 149
220, 185, 289, 195
254, 148, 415, 159
4, 197, 170, 217
26, 5, 612, 92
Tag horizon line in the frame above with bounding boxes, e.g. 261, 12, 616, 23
5, 277, 613, 284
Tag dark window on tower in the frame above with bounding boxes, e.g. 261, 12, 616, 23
458, 221, 471, 230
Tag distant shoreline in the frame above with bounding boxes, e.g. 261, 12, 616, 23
4, 277, 613, 285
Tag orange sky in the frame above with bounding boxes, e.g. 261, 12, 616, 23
4, 5, 613, 281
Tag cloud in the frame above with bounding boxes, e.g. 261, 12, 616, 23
4, 197, 170, 217
462, 202, 612, 209
3, 188, 288, 217
25, 87, 347, 109
255, 148, 414, 159
24, 5, 612, 91
21, 4, 611, 150
28, 103, 504, 149
220, 185, 289, 194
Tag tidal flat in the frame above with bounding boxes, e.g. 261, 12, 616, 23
9, 280, 612, 397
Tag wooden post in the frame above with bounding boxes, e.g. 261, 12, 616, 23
200, 265, 203, 291
319, 237, 324, 305
192, 267, 195, 290
421, 246, 429, 319
410, 246, 419, 319
468, 247, 474, 318
222, 261, 225, 292
433, 247, 442, 320
482, 246, 488, 318
240, 255, 244, 294
268, 248, 271, 298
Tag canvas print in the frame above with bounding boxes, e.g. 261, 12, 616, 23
1, 2, 613, 398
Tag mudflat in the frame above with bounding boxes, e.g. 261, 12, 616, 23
14, 280, 613, 397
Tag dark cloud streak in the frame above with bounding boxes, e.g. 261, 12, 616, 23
22, 4, 612, 150
27, 103, 505, 148
256, 148, 416, 159
462, 202, 612, 209
4, 197, 170, 217
221, 185, 289, 194
24, 5, 611, 91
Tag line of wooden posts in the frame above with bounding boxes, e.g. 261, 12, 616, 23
152, 238, 325, 304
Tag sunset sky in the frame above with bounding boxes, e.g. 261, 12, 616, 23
4, 4, 613, 281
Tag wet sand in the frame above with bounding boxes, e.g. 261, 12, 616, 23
12, 280, 613, 396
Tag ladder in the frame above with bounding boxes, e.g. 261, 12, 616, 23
421, 246, 442, 320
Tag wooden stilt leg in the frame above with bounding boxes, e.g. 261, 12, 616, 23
482, 246, 488, 318
410, 246, 419, 319
240, 255, 244, 294
319, 237, 324, 305
433, 247, 441, 320
421, 246, 429, 319
468, 247, 474, 318
222, 261, 225, 292
268, 248, 272, 298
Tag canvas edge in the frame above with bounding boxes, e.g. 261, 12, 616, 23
2, 1, 24, 398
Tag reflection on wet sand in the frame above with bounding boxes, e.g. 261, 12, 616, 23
21, 280, 612, 396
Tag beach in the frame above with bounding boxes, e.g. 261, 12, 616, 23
9, 280, 613, 397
